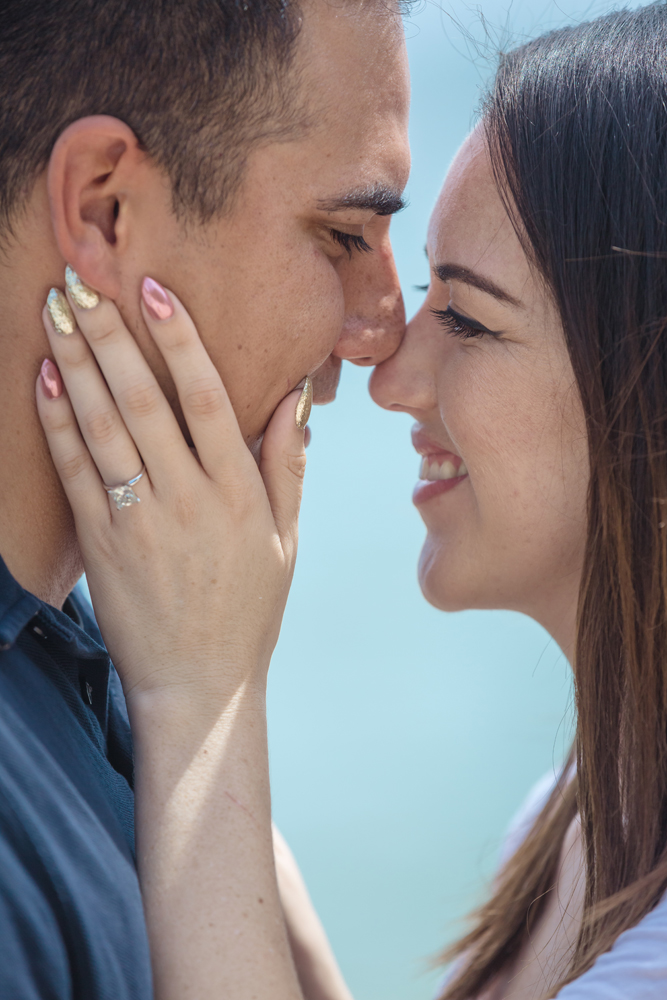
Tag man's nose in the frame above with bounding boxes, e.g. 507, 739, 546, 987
332, 217, 406, 367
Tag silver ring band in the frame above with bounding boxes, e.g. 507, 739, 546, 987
104, 465, 146, 510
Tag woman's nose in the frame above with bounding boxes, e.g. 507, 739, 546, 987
369, 303, 438, 414
332, 217, 406, 367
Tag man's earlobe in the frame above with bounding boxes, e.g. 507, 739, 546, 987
47, 116, 141, 299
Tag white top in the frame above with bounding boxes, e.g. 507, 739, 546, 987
482, 770, 667, 998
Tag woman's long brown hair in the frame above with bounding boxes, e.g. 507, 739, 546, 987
440, 4, 667, 997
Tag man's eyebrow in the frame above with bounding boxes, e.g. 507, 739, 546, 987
317, 185, 406, 216
434, 262, 522, 308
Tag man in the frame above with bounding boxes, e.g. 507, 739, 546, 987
0, 0, 410, 996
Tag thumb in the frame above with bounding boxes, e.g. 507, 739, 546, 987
260, 385, 308, 554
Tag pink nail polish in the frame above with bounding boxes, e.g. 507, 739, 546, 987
141, 277, 174, 321
40, 358, 63, 399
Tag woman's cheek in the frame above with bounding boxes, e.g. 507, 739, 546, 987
436, 360, 503, 482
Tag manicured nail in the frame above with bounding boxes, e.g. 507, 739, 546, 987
65, 265, 100, 309
40, 358, 63, 399
295, 376, 313, 430
141, 277, 174, 321
47, 288, 76, 335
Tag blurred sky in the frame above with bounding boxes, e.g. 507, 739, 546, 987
267, 2, 647, 1000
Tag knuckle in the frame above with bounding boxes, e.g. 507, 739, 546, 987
121, 381, 162, 419
227, 483, 255, 510
63, 346, 93, 372
160, 325, 191, 353
59, 449, 91, 483
286, 452, 307, 481
41, 406, 74, 434
214, 476, 255, 512
87, 323, 119, 347
83, 408, 121, 446
183, 380, 225, 420
172, 490, 200, 529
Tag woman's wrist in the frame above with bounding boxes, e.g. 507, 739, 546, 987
125, 663, 269, 724
130, 675, 301, 1000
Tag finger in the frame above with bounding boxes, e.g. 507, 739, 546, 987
259, 389, 307, 554
35, 359, 110, 529
43, 293, 143, 489
60, 275, 195, 486
139, 278, 256, 481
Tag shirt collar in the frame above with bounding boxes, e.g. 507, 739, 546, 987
0, 554, 106, 661
0, 555, 41, 650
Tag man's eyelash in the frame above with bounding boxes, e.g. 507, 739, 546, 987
431, 306, 496, 341
329, 229, 372, 256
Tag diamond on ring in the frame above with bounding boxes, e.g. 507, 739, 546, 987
104, 466, 145, 511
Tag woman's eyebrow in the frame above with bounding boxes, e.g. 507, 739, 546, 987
434, 262, 523, 308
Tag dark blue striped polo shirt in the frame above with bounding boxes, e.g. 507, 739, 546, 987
0, 555, 152, 999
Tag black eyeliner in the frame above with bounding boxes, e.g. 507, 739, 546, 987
446, 305, 495, 334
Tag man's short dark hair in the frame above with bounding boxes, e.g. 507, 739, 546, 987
0, 0, 305, 233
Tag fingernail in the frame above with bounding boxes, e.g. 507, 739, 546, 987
47, 288, 76, 335
65, 265, 100, 309
40, 358, 63, 399
295, 376, 313, 430
141, 277, 174, 321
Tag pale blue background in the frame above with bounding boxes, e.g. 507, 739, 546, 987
267, 3, 645, 999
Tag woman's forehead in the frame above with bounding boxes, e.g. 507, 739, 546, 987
429, 131, 500, 243
428, 134, 525, 280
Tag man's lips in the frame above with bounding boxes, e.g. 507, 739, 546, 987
310, 356, 342, 405
411, 427, 468, 506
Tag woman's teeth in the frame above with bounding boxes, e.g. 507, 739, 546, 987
419, 456, 468, 481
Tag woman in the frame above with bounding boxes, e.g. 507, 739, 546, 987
372, 2, 667, 993
35, 2, 667, 997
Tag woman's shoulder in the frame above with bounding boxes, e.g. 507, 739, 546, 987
555, 889, 667, 998
503, 769, 667, 998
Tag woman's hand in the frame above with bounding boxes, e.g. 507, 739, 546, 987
35, 271, 316, 1000
36, 272, 308, 706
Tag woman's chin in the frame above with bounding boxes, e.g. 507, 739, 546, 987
417, 537, 500, 613
418, 541, 472, 612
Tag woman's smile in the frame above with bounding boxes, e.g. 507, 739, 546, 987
411, 426, 468, 506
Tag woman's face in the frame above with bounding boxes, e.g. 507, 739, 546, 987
370, 128, 589, 645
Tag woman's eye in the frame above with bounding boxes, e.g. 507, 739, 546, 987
329, 229, 372, 257
431, 306, 496, 341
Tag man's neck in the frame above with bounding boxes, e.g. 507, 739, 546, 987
0, 465, 83, 609
0, 184, 83, 608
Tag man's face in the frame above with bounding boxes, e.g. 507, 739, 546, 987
120, 0, 411, 452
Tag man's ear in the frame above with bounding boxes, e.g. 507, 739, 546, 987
48, 116, 146, 299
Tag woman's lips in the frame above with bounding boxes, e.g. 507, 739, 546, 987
411, 428, 468, 507
412, 475, 467, 506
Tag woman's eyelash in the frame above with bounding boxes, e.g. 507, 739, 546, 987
431, 306, 495, 341
329, 229, 372, 256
